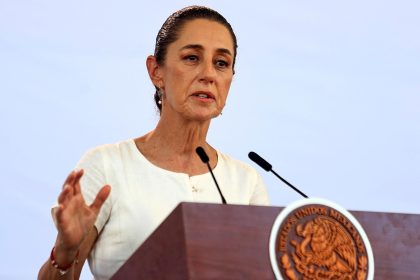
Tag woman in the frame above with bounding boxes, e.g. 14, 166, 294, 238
38, 6, 269, 280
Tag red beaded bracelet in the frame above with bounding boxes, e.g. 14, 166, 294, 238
50, 246, 80, 276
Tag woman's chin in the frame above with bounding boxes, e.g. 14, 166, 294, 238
186, 111, 219, 122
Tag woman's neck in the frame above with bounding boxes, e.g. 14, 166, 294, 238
134, 114, 217, 176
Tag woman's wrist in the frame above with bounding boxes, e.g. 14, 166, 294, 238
50, 246, 79, 276
52, 242, 80, 267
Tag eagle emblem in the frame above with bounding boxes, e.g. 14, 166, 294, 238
270, 200, 372, 280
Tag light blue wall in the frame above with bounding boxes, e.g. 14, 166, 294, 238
1, 1, 419, 278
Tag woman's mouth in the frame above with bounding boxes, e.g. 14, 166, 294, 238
192, 91, 215, 100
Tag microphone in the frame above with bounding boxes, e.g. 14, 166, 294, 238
248, 151, 308, 198
196, 146, 227, 204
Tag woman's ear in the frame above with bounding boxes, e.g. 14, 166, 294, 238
146, 55, 163, 88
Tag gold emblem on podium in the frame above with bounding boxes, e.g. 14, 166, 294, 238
269, 198, 374, 280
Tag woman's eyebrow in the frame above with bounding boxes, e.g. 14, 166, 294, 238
216, 48, 232, 56
179, 44, 203, 51
179, 44, 232, 56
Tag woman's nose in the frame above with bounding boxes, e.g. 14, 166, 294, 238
198, 59, 216, 83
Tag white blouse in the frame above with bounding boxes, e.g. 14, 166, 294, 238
56, 139, 269, 279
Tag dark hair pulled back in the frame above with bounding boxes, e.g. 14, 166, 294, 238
153, 5, 238, 113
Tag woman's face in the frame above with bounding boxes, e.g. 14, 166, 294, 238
158, 19, 235, 121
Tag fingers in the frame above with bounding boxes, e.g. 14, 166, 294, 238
57, 169, 84, 205
73, 169, 84, 195
62, 170, 75, 191
90, 185, 111, 214
61, 169, 83, 192
57, 170, 110, 223
68, 169, 83, 195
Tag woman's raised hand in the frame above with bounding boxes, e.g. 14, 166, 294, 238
54, 169, 111, 254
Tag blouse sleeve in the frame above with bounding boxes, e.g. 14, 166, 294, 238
249, 171, 270, 206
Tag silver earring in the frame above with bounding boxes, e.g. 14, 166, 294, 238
157, 88, 164, 105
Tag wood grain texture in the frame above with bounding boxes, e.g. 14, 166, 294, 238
182, 203, 279, 280
112, 203, 420, 280
352, 210, 420, 280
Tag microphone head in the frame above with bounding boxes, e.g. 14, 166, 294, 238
196, 146, 210, 163
248, 151, 272, 171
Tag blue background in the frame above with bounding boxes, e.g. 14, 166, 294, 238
1, 1, 419, 278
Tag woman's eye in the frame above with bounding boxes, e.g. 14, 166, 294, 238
184, 55, 198, 62
215, 60, 229, 68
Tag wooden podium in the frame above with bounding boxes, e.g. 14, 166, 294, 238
111, 203, 420, 279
